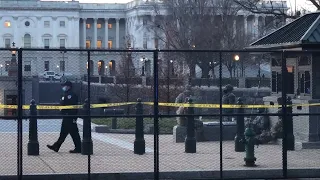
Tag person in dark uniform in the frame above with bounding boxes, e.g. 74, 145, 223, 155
47, 81, 81, 153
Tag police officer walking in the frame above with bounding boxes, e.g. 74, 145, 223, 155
47, 80, 82, 153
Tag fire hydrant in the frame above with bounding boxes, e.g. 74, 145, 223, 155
242, 127, 259, 167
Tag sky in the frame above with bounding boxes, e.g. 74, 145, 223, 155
41, 0, 318, 12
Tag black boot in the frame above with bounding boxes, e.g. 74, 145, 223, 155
69, 148, 81, 153
47, 144, 59, 152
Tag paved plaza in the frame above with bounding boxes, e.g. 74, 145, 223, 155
0, 119, 320, 179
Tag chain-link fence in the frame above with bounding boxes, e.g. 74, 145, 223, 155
0, 48, 319, 180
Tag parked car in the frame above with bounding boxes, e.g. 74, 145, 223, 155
42, 71, 62, 81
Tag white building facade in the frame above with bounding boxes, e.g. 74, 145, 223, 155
0, 0, 288, 78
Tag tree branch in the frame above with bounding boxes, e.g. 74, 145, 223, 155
310, 0, 320, 10
233, 0, 298, 19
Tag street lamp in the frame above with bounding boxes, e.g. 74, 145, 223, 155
0, 64, 3, 76
234, 54, 240, 61
105, 65, 108, 76
233, 54, 240, 78
170, 60, 174, 76
60, 49, 66, 76
8, 42, 18, 77
141, 57, 148, 76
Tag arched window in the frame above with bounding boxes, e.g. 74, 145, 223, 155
109, 60, 116, 76
98, 60, 105, 75
24, 34, 31, 48
145, 60, 151, 76
86, 60, 94, 75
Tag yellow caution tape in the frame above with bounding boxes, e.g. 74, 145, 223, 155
91, 102, 135, 108
0, 102, 318, 110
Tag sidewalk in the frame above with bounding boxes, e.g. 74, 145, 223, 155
0, 132, 319, 179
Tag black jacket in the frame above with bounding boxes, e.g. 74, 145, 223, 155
60, 90, 78, 117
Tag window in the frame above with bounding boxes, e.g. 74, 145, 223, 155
271, 58, 280, 66
108, 40, 112, 49
86, 40, 91, 49
24, 34, 31, 48
5, 39, 10, 48
60, 60, 65, 72
44, 61, 49, 71
299, 71, 311, 94
97, 40, 102, 49
154, 38, 159, 49
143, 18, 147, 25
86, 24, 91, 29
59, 21, 65, 27
97, 23, 102, 29
4, 21, 10, 27
44, 39, 50, 49
25, 21, 30, 27
60, 39, 66, 48
5, 61, 10, 71
44, 21, 50, 28
143, 37, 148, 49
98, 60, 104, 75
299, 56, 311, 66
108, 24, 112, 29
271, 71, 282, 93
24, 61, 31, 72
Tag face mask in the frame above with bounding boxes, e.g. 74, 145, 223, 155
62, 86, 68, 92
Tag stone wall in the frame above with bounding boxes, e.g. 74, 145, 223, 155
263, 96, 320, 143
0, 77, 32, 116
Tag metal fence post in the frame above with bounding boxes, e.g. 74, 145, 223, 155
185, 98, 196, 153
134, 98, 145, 155
27, 99, 39, 155
281, 51, 288, 178
235, 97, 245, 152
81, 98, 93, 155
286, 97, 295, 151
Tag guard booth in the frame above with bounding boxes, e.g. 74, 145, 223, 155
247, 12, 320, 149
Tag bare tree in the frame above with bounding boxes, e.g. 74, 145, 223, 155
109, 34, 140, 114
149, 0, 257, 78
233, 0, 319, 19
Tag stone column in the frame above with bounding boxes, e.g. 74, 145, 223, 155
254, 16, 259, 38
104, 18, 109, 49
244, 16, 247, 36
151, 15, 156, 48
93, 18, 98, 49
82, 18, 87, 48
116, 18, 120, 49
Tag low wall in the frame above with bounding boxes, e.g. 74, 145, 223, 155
82, 83, 271, 114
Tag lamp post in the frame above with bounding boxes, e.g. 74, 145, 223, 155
60, 50, 66, 76
0, 64, 3, 76
141, 57, 148, 76
8, 42, 18, 77
170, 60, 174, 76
233, 54, 240, 78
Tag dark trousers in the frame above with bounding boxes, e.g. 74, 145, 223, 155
53, 118, 81, 150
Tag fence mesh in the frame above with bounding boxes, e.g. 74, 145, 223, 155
0, 49, 19, 176
0, 48, 319, 179
21, 50, 87, 175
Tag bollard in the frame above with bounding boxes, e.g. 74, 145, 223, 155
235, 97, 245, 152
81, 99, 93, 155
134, 98, 145, 155
286, 97, 295, 151
242, 127, 259, 167
185, 98, 196, 153
27, 99, 39, 156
